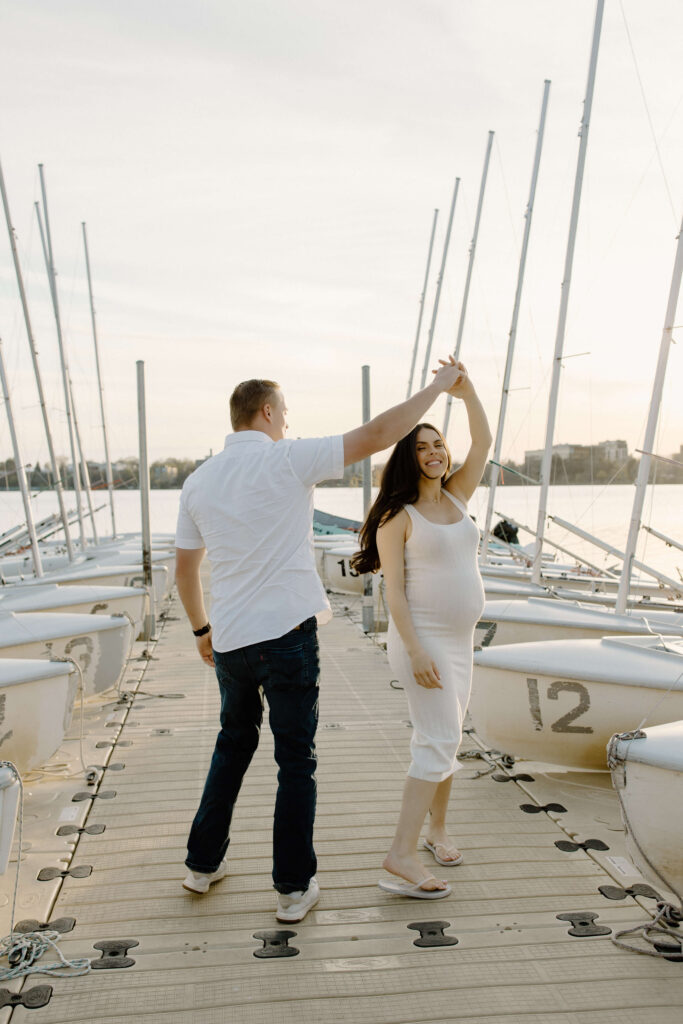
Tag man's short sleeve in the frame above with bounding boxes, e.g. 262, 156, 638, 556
175, 487, 205, 549
288, 435, 344, 488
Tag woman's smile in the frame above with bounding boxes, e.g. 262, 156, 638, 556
415, 427, 449, 479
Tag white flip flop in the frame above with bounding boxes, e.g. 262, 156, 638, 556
423, 839, 464, 866
378, 877, 451, 899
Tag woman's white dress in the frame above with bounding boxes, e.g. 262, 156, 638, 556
387, 490, 486, 782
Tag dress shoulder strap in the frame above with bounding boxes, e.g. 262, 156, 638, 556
404, 504, 419, 523
442, 489, 467, 515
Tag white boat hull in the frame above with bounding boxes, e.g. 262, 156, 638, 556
609, 720, 683, 898
471, 637, 683, 769
0, 612, 133, 696
0, 546, 175, 592
0, 583, 147, 636
314, 537, 354, 574
0, 765, 20, 874
0, 660, 76, 773
474, 598, 683, 650
321, 547, 364, 595
19, 563, 169, 605
613, 760, 683, 897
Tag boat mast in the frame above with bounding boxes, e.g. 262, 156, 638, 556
37, 170, 100, 546
35, 166, 89, 547
419, 178, 460, 388
82, 222, 117, 538
615, 216, 683, 613
406, 209, 439, 398
443, 130, 495, 436
531, 0, 604, 584
0, 338, 43, 576
0, 156, 75, 561
137, 361, 155, 640
361, 365, 374, 633
481, 82, 551, 562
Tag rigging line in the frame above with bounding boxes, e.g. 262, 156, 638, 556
640, 402, 670, 568
487, 459, 539, 484
549, 456, 634, 549
554, 412, 648, 528
502, 372, 553, 458
604, 90, 683, 253
618, 0, 678, 223
493, 135, 519, 249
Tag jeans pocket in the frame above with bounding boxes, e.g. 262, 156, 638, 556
264, 634, 319, 690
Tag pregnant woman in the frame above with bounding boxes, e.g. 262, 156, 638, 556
351, 362, 491, 897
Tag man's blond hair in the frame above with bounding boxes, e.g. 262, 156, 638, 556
229, 379, 280, 431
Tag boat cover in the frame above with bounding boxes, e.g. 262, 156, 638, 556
0, 611, 129, 646
480, 597, 683, 634
0, 658, 74, 686
473, 635, 683, 690
611, 719, 683, 772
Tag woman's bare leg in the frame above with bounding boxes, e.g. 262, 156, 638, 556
425, 773, 462, 861
382, 776, 447, 890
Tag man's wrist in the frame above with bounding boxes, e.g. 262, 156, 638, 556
193, 622, 211, 637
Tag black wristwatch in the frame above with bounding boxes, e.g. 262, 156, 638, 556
193, 622, 211, 637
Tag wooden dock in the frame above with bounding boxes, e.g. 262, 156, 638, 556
3, 587, 683, 1023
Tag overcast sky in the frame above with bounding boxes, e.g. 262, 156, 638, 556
0, 0, 681, 469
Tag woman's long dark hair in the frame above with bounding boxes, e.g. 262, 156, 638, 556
350, 423, 451, 574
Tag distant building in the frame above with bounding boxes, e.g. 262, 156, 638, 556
151, 463, 179, 485
524, 443, 588, 466
596, 440, 628, 462
524, 441, 627, 466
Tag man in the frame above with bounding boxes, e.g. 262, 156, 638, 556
175, 356, 465, 922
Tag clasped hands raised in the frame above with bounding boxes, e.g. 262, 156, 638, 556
432, 354, 472, 398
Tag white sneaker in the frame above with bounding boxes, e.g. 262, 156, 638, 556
276, 877, 320, 922
182, 858, 229, 894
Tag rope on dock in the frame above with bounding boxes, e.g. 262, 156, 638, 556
611, 901, 683, 961
0, 758, 92, 981
0, 928, 90, 980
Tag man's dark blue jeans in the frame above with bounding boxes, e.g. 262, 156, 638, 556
185, 617, 319, 894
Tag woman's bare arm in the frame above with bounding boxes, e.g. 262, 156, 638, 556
443, 373, 492, 504
377, 511, 442, 689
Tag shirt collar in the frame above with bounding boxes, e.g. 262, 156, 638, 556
224, 430, 274, 448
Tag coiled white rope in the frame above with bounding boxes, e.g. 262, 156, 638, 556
612, 901, 683, 961
0, 929, 90, 980
0, 753, 92, 979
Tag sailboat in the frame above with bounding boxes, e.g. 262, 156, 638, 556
470, 635, 683, 769
608, 709, 683, 902
0, 658, 77, 773
469, 214, 683, 768
0, 610, 134, 696
0, 582, 148, 639
0, 764, 20, 875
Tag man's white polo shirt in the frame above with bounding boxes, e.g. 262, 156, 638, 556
175, 431, 345, 652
